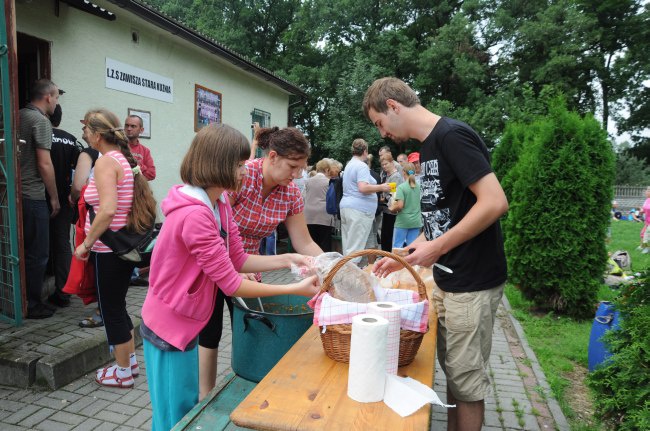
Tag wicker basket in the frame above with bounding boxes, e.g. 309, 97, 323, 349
319, 249, 428, 367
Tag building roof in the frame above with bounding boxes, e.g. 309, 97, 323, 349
105, 0, 306, 97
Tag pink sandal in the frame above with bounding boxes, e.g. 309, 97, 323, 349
96, 365, 134, 389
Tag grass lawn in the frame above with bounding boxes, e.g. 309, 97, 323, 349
504, 220, 649, 431
607, 220, 650, 270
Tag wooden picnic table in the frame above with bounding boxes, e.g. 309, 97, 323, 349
175, 268, 437, 431
230, 316, 437, 430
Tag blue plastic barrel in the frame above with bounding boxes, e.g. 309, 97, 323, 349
588, 301, 620, 372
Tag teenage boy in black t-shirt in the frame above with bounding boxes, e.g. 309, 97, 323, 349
365, 77, 508, 431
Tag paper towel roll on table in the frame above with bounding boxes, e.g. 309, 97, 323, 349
367, 302, 401, 375
347, 313, 456, 415
347, 314, 389, 403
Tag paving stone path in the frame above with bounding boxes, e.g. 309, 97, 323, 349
0, 269, 568, 430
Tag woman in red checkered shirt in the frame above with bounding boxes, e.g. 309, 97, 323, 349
231, 126, 322, 258
198, 125, 323, 398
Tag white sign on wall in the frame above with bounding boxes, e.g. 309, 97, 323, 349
105, 58, 173, 103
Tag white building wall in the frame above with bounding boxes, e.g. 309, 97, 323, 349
16, 0, 291, 210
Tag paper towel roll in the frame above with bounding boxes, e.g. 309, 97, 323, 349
347, 314, 389, 403
368, 302, 401, 375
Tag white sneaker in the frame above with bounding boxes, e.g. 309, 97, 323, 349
642, 248, 649, 254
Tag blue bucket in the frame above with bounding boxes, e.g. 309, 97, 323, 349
587, 301, 620, 372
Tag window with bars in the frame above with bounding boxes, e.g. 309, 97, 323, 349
0, 21, 23, 325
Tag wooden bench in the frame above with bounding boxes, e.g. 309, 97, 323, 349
172, 373, 256, 431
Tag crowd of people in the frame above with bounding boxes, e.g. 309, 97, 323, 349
19, 76, 511, 431
268, 140, 425, 266
19, 80, 156, 320
611, 200, 647, 222
611, 195, 650, 254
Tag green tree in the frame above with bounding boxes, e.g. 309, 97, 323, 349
615, 152, 650, 186
319, 51, 388, 162
149, 0, 303, 68
505, 98, 615, 317
576, 0, 642, 128
488, 0, 597, 114
147, 0, 647, 169
614, 4, 650, 148
627, 141, 650, 166
492, 84, 562, 193
492, 122, 528, 200
414, 10, 506, 147
416, 12, 489, 109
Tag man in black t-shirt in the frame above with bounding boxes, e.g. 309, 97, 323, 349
47, 104, 82, 307
364, 77, 508, 431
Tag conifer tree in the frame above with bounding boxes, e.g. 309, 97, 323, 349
505, 98, 615, 317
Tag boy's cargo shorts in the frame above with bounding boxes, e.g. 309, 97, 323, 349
433, 283, 505, 402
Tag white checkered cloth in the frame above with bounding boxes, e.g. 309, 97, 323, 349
308, 286, 429, 333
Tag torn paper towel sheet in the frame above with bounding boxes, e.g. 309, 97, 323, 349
383, 374, 456, 417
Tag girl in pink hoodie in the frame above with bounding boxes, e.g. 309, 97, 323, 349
141, 124, 318, 431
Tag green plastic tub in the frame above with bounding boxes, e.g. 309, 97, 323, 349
231, 295, 313, 382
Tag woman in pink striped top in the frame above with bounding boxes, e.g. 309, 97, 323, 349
73, 109, 157, 389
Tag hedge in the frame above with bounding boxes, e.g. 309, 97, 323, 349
587, 274, 650, 430
502, 98, 615, 318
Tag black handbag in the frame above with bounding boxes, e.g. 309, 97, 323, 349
88, 207, 159, 267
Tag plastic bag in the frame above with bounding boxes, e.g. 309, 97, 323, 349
610, 250, 631, 272
606, 257, 623, 276
298, 252, 377, 303
290, 256, 316, 278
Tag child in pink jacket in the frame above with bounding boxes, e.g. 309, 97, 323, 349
141, 124, 318, 431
